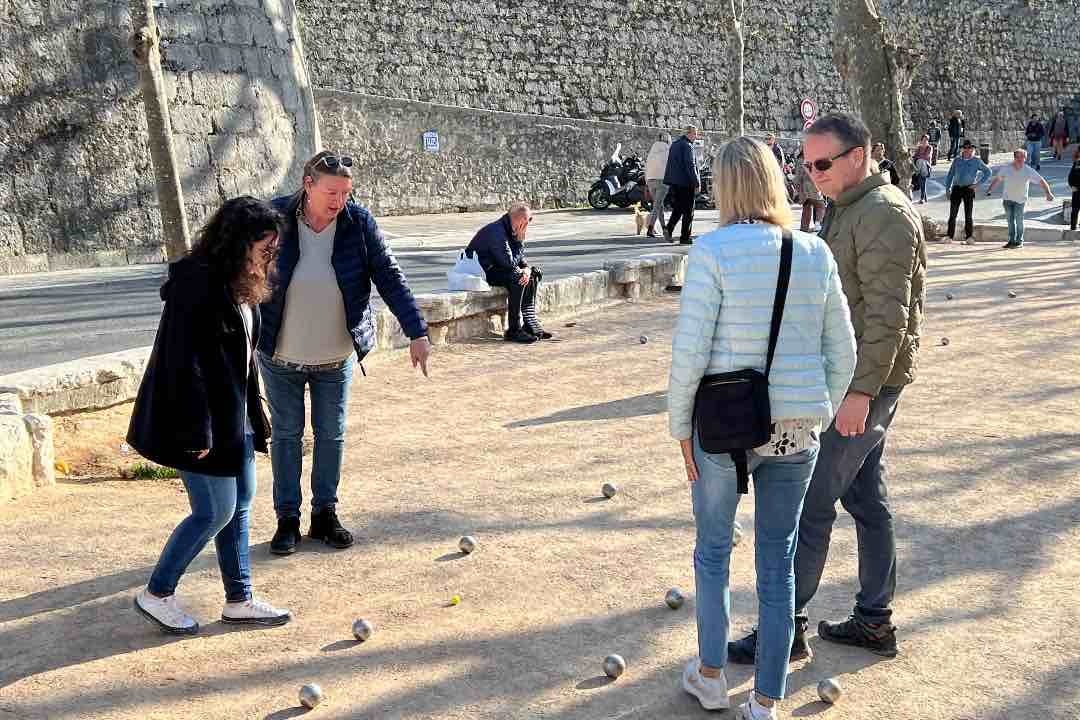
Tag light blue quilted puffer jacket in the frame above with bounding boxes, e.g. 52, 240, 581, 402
668, 223, 857, 440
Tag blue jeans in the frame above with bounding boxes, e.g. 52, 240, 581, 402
1025, 141, 1041, 168
795, 387, 902, 624
691, 438, 818, 700
258, 354, 354, 519
1003, 200, 1026, 245
147, 434, 256, 602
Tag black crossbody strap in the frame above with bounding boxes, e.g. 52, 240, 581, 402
764, 229, 794, 378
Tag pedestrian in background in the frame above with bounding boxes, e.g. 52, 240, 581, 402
128, 197, 292, 635
1069, 145, 1080, 231
927, 120, 942, 165
1025, 114, 1045, 170
260, 151, 431, 556
911, 136, 934, 204
943, 139, 993, 244
986, 149, 1055, 249
669, 135, 856, 720
795, 147, 825, 232
1048, 111, 1069, 160
645, 132, 671, 238
947, 110, 965, 160
664, 125, 701, 245
870, 143, 899, 186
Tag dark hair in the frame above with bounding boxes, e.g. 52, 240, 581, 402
189, 196, 283, 305
303, 150, 353, 182
806, 113, 872, 150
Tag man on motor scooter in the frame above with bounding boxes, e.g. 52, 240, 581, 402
664, 125, 700, 245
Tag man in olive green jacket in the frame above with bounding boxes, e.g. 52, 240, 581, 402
729, 113, 926, 666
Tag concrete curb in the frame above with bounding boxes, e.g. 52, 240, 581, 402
920, 216, 1078, 244
0, 252, 687, 500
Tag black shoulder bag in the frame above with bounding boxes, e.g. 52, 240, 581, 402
691, 229, 793, 494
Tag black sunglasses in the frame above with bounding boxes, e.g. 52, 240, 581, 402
803, 145, 860, 173
314, 154, 354, 171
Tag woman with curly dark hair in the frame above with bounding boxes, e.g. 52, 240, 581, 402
127, 196, 292, 634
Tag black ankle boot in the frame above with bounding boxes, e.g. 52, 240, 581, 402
270, 516, 301, 556
309, 508, 354, 549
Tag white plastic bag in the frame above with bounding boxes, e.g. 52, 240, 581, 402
447, 250, 491, 292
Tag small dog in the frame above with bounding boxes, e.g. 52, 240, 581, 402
633, 205, 648, 235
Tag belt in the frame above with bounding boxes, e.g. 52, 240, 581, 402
259, 353, 351, 372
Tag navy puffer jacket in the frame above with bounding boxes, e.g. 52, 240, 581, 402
260, 192, 428, 361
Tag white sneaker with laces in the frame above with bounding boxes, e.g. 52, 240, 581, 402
134, 588, 199, 635
221, 597, 292, 627
736, 698, 778, 720
681, 657, 730, 710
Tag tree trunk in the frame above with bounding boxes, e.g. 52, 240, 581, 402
130, 0, 191, 262
832, 0, 918, 190
725, 0, 746, 138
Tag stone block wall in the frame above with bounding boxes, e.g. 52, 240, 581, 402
0, 0, 318, 274
316, 90, 693, 215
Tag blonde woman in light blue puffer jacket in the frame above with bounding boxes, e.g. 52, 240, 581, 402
669, 137, 856, 720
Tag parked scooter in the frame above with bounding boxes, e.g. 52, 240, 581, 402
695, 157, 715, 209
588, 144, 651, 210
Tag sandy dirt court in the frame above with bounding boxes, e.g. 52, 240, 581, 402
2, 240, 1079, 719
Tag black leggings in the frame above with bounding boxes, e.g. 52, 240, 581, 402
1072, 190, 1079, 231
498, 271, 541, 331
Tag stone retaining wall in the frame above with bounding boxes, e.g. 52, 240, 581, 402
316, 91, 699, 216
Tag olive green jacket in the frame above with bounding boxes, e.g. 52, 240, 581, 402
820, 174, 927, 397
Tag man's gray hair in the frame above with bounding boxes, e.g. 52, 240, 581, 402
806, 113, 871, 150
509, 202, 531, 218
684, 125, 698, 135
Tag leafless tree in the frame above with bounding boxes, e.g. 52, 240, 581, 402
130, 0, 191, 261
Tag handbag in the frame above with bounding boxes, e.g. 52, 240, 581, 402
447, 250, 491, 291
692, 229, 793, 494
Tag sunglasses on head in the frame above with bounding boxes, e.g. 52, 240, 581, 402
803, 145, 860, 173
314, 154, 354, 171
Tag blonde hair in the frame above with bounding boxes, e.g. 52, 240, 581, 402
712, 137, 793, 228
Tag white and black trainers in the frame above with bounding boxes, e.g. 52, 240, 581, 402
134, 588, 199, 635
221, 597, 292, 627
681, 657, 730, 710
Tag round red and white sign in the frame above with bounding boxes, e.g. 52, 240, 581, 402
800, 98, 817, 121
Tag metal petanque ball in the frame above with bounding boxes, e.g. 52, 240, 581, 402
602, 482, 618, 499
299, 683, 324, 709
941, 337, 950, 346
664, 588, 685, 610
459, 535, 477, 554
945, 292, 954, 300
603, 654, 627, 679
1008, 290, 1018, 298
639, 335, 649, 344
352, 618, 374, 642
732, 520, 744, 547
817, 677, 842, 704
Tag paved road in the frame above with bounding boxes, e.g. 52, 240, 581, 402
1, 153, 1072, 375
0, 208, 706, 374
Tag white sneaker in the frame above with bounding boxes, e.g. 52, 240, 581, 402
221, 597, 292, 627
681, 657, 730, 710
736, 699, 778, 720
134, 588, 199, 635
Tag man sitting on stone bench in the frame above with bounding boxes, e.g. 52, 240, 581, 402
465, 202, 553, 344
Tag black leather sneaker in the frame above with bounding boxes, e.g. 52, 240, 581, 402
309, 508, 354, 549
817, 615, 898, 657
270, 516, 301, 556
504, 329, 537, 344
727, 616, 813, 665
525, 326, 554, 340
